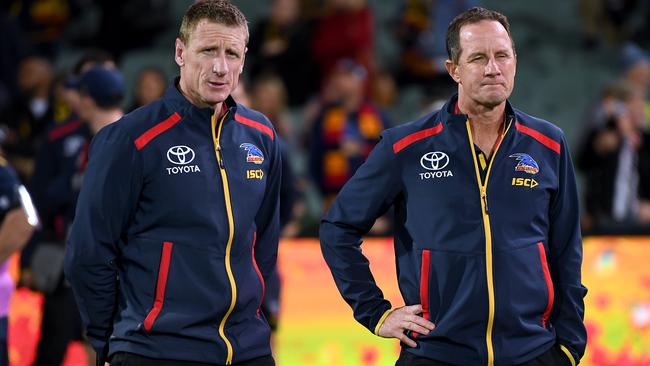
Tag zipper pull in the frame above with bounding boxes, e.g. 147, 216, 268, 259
216, 145, 225, 169
481, 187, 489, 214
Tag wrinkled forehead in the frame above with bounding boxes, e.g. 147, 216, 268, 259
187, 20, 248, 48
459, 20, 514, 54
186, 18, 249, 45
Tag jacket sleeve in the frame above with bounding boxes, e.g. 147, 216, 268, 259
548, 135, 588, 364
319, 132, 401, 334
253, 134, 282, 281
63, 124, 142, 364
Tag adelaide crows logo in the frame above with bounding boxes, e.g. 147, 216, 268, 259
509, 153, 539, 174
239, 143, 264, 165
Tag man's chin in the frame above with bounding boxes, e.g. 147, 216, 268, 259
200, 96, 228, 109
479, 93, 509, 109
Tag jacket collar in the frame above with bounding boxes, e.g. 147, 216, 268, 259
163, 77, 238, 121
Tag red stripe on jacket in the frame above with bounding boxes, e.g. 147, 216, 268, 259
134, 113, 182, 150
413, 249, 431, 338
515, 122, 560, 154
537, 242, 555, 328
48, 119, 82, 142
143, 242, 174, 332
393, 123, 444, 153
235, 113, 274, 140
251, 232, 266, 316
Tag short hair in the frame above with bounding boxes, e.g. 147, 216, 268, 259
446, 7, 515, 64
179, 0, 249, 45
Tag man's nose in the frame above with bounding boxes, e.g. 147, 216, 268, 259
212, 54, 228, 76
484, 57, 501, 76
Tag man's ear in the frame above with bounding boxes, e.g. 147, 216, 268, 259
240, 47, 248, 74
175, 38, 185, 67
445, 59, 461, 84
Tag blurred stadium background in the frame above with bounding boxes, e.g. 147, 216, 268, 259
2, 0, 650, 365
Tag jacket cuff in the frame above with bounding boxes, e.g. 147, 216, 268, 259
559, 344, 577, 366
373, 309, 393, 335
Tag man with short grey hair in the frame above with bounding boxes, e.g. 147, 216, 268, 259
321, 7, 586, 366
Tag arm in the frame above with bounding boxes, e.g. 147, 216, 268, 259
0, 207, 35, 262
0, 177, 37, 262
63, 125, 142, 365
319, 132, 402, 334
253, 135, 282, 281
548, 135, 588, 364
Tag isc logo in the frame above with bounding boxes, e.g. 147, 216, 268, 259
247, 169, 264, 180
512, 177, 538, 188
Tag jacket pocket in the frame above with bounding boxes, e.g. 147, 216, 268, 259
251, 232, 265, 316
414, 249, 431, 338
143, 241, 173, 332
537, 242, 554, 328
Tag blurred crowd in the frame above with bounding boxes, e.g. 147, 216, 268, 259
0, 0, 649, 363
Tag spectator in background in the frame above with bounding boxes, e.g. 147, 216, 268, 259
128, 66, 167, 112
23, 49, 115, 290
0, 157, 37, 366
248, 0, 318, 106
619, 42, 650, 125
371, 70, 398, 111
308, 59, 388, 210
393, 0, 475, 93
251, 73, 295, 146
22, 64, 122, 366
620, 42, 650, 95
1, 56, 55, 182
311, 0, 374, 89
577, 81, 650, 233
4, 0, 80, 59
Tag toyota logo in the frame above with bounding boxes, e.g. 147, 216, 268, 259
420, 151, 449, 171
167, 145, 195, 165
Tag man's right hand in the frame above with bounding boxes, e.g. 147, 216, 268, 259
377, 305, 436, 347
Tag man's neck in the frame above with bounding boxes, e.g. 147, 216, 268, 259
89, 109, 124, 134
457, 96, 507, 156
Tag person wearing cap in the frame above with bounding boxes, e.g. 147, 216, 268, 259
64, 1, 281, 366
320, 7, 586, 366
620, 42, 650, 98
21, 53, 117, 366
72, 66, 125, 136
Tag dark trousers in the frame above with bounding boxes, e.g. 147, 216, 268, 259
396, 344, 572, 366
110, 352, 275, 366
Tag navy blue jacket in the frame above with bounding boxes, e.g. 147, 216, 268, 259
320, 95, 587, 366
64, 82, 281, 365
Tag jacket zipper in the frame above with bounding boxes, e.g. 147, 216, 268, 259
465, 118, 511, 366
251, 231, 265, 316
537, 242, 554, 328
211, 112, 237, 365
143, 241, 173, 332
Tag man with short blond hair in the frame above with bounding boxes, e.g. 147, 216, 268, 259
65, 1, 281, 365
